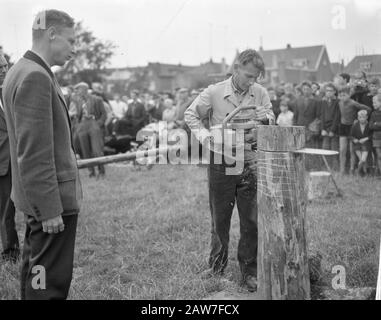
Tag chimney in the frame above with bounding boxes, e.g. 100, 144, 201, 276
221, 57, 227, 73
286, 44, 291, 49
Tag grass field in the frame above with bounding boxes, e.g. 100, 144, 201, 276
1, 163, 380, 300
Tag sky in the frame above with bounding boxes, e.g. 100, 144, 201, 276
1, 0, 381, 68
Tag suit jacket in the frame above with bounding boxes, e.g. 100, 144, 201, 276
2, 50, 82, 221
294, 96, 320, 127
0, 94, 10, 176
77, 94, 107, 128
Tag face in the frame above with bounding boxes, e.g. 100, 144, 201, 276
131, 92, 137, 100
164, 99, 173, 109
358, 113, 367, 123
338, 92, 350, 101
373, 96, 381, 110
284, 84, 293, 94
233, 62, 261, 91
302, 85, 312, 96
280, 104, 288, 113
75, 86, 87, 98
179, 91, 188, 100
325, 87, 335, 99
311, 84, 319, 93
50, 26, 76, 66
0, 55, 8, 85
369, 84, 379, 95
114, 94, 120, 101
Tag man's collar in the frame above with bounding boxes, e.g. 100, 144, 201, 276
24, 50, 54, 79
224, 76, 254, 98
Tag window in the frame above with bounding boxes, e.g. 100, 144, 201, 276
359, 61, 372, 72
292, 58, 308, 68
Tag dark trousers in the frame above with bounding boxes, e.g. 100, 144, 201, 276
0, 164, 19, 257
21, 214, 78, 300
207, 160, 258, 278
77, 119, 105, 175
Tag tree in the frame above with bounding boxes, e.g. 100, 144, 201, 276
56, 22, 116, 86
0, 46, 14, 68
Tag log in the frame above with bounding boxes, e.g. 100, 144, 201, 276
76, 146, 173, 169
257, 125, 310, 300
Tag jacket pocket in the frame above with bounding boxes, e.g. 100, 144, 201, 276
57, 176, 79, 213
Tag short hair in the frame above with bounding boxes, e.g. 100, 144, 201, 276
338, 86, 351, 94
267, 86, 275, 92
32, 9, 75, 41
301, 81, 311, 88
74, 82, 89, 90
324, 83, 337, 92
236, 49, 265, 77
339, 73, 350, 83
358, 110, 368, 118
311, 82, 320, 89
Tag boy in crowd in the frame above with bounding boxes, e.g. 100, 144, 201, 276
320, 83, 340, 169
369, 94, 381, 176
337, 86, 371, 174
276, 99, 294, 127
350, 110, 371, 175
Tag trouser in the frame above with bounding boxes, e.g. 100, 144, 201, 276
0, 163, 19, 257
339, 136, 355, 173
207, 159, 258, 278
21, 214, 78, 300
77, 119, 105, 175
322, 135, 339, 170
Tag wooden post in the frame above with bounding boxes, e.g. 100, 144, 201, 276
257, 125, 310, 300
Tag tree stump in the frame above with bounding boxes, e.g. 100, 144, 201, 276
257, 125, 310, 300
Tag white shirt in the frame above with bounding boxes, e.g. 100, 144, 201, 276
276, 110, 294, 127
110, 100, 128, 119
0, 97, 3, 111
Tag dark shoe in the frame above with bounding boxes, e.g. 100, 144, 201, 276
242, 275, 258, 292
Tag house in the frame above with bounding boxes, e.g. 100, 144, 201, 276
344, 54, 381, 78
229, 44, 334, 85
103, 59, 228, 94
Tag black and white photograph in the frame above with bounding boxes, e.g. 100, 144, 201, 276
0, 0, 381, 306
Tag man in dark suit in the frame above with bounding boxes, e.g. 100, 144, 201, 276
2, 9, 81, 300
0, 54, 20, 263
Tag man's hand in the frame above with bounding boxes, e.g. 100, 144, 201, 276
42, 215, 65, 234
353, 138, 359, 144
359, 138, 368, 144
254, 107, 268, 122
321, 130, 328, 136
328, 131, 334, 137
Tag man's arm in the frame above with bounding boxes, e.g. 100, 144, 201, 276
256, 88, 275, 124
14, 71, 63, 221
95, 97, 107, 127
184, 86, 213, 142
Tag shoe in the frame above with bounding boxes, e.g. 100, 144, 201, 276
242, 275, 258, 292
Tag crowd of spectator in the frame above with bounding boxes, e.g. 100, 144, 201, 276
63, 70, 381, 177
268, 72, 381, 176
